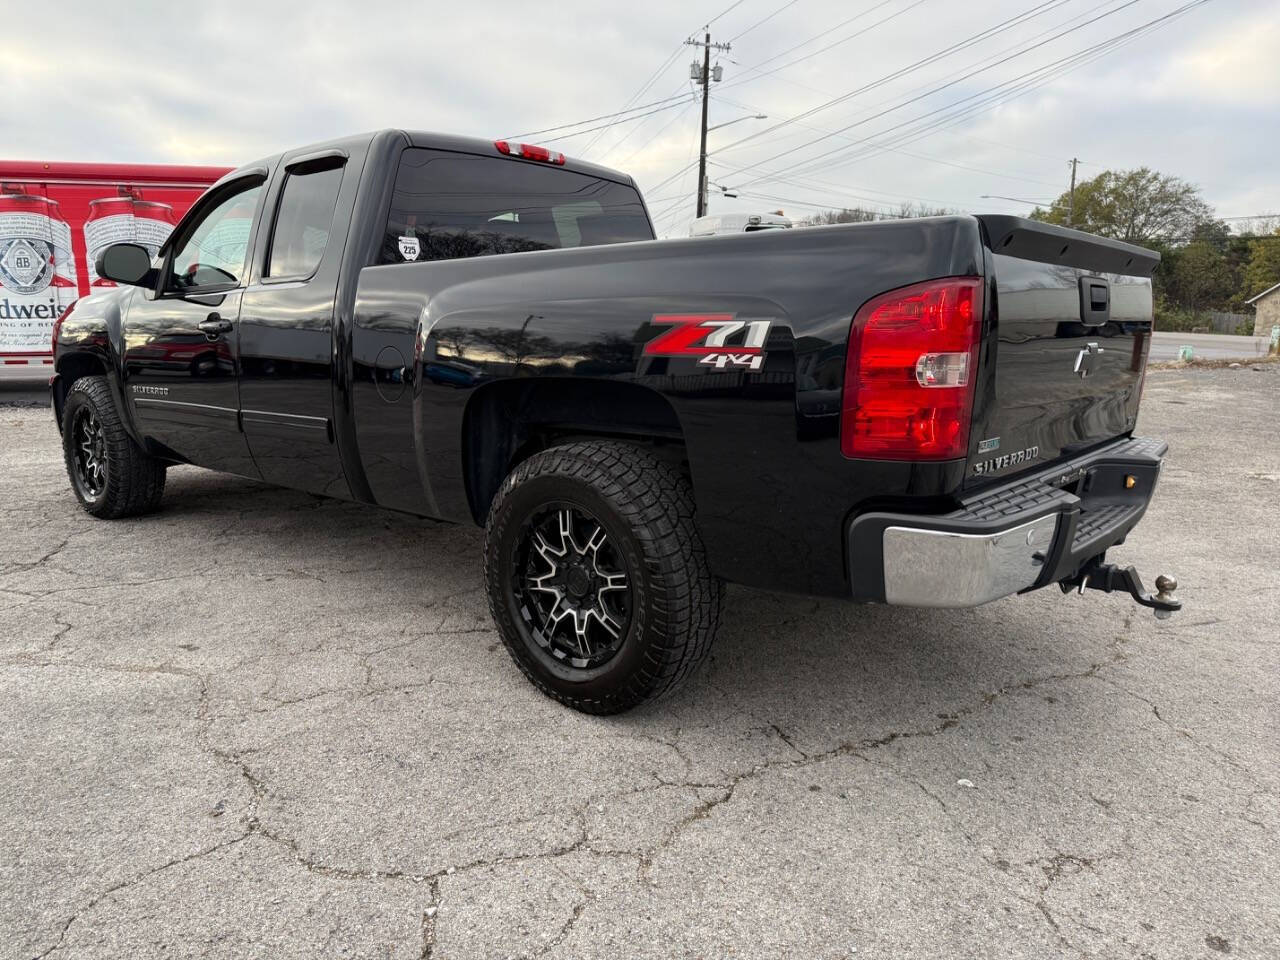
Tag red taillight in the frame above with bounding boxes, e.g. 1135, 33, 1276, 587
840, 276, 983, 460
494, 140, 566, 165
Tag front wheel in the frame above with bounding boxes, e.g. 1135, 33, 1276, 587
484, 441, 722, 714
62, 376, 167, 519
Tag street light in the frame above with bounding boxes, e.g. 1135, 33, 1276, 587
707, 113, 767, 133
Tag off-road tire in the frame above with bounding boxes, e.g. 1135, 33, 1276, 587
62, 376, 166, 519
484, 440, 722, 714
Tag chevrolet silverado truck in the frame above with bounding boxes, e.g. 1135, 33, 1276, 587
51, 129, 1180, 714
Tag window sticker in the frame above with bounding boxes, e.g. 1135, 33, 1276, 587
398, 235, 420, 261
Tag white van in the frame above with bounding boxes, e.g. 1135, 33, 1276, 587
688, 212, 793, 237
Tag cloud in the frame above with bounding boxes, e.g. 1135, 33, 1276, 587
1155, 10, 1280, 107
2, 0, 1274, 236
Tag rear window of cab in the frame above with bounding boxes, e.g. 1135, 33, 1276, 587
380, 148, 652, 265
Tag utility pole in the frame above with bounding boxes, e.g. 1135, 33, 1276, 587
1067, 157, 1078, 227
687, 32, 730, 218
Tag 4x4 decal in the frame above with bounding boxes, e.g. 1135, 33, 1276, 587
643, 313, 772, 372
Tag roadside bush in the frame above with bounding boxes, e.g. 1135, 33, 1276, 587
1154, 304, 1209, 333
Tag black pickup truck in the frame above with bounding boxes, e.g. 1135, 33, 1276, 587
51, 129, 1179, 713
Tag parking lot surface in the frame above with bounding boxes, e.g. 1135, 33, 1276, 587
2, 364, 1276, 960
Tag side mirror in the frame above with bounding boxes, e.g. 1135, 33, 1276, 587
95, 243, 156, 287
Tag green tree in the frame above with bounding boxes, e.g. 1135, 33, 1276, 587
1030, 168, 1215, 243
1161, 241, 1236, 311
1242, 230, 1280, 299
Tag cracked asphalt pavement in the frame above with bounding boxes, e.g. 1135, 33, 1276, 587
2, 364, 1276, 959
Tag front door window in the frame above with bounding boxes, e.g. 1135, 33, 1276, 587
168, 185, 262, 291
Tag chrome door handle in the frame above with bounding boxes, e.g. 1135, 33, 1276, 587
198, 314, 233, 339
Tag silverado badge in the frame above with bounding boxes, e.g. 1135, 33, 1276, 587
973, 446, 1040, 475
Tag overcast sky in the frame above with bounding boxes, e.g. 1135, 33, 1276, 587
3, 0, 1274, 236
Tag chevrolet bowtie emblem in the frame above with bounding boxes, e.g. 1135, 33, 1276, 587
1074, 341, 1103, 378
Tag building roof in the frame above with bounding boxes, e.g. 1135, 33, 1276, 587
1246, 281, 1280, 305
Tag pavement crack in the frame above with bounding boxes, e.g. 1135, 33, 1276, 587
639, 783, 735, 881
1094, 674, 1262, 785
769, 722, 808, 759
532, 890, 592, 958
420, 877, 442, 958
0, 537, 69, 580
32, 834, 251, 959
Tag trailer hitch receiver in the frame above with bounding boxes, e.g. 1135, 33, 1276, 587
1060, 560, 1181, 619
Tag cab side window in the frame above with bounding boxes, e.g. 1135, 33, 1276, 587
168, 182, 262, 291
265, 160, 344, 280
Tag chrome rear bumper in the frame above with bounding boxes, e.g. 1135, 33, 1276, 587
847, 436, 1167, 607
881, 514, 1059, 607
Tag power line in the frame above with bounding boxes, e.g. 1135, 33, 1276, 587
778, 0, 1210, 183
504, 91, 695, 140
737, 188, 953, 217
643, 156, 702, 196
953, 131, 1080, 164
706, 1, 1210, 209
579, 41, 689, 155
725, 0, 938, 89
710, 160, 996, 209
714, 91, 1065, 187
650, 2, 1222, 235
764, 0, 1124, 165
541, 96, 697, 145
736, 188, 902, 214
720, 155, 977, 207
740, 45, 1128, 188
704, 0, 752, 28
572, 0, 769, 159
718, 0, 1144, 181
723, 0, 1063, 107
728, 0, 1204, 189
691, 2, 1139, 199
648, 106, 706, 233
608, 90, 700, 167
727, 0, 803, 43
728, 0, 900, 78
641, 1, 996, 206
716, 0, 1112, 162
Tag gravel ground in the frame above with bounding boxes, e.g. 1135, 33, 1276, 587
1, 364, 1276, 959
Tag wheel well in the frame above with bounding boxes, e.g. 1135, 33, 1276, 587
462, 378, 687, 524
53, 353, 108, 428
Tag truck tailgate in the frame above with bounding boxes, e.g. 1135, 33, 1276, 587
967, 216, 1160, 486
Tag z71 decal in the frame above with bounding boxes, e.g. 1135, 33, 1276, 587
643, 313, 773, 372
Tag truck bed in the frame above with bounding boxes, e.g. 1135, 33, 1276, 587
349, 214, 1156, 597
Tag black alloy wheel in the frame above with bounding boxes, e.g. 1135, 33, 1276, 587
484, 440, 722, 714
515, 503, 632, 670
70, 405, 107, 502
61, 375, 167, 519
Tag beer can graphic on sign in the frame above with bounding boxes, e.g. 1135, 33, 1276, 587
84, 188, 177, 287
0, 186, 77, 354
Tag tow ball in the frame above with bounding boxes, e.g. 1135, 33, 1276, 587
1060, 560, 1181, 619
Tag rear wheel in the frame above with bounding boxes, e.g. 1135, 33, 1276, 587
484, 440, 721, 714
62, 376, 166, 519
